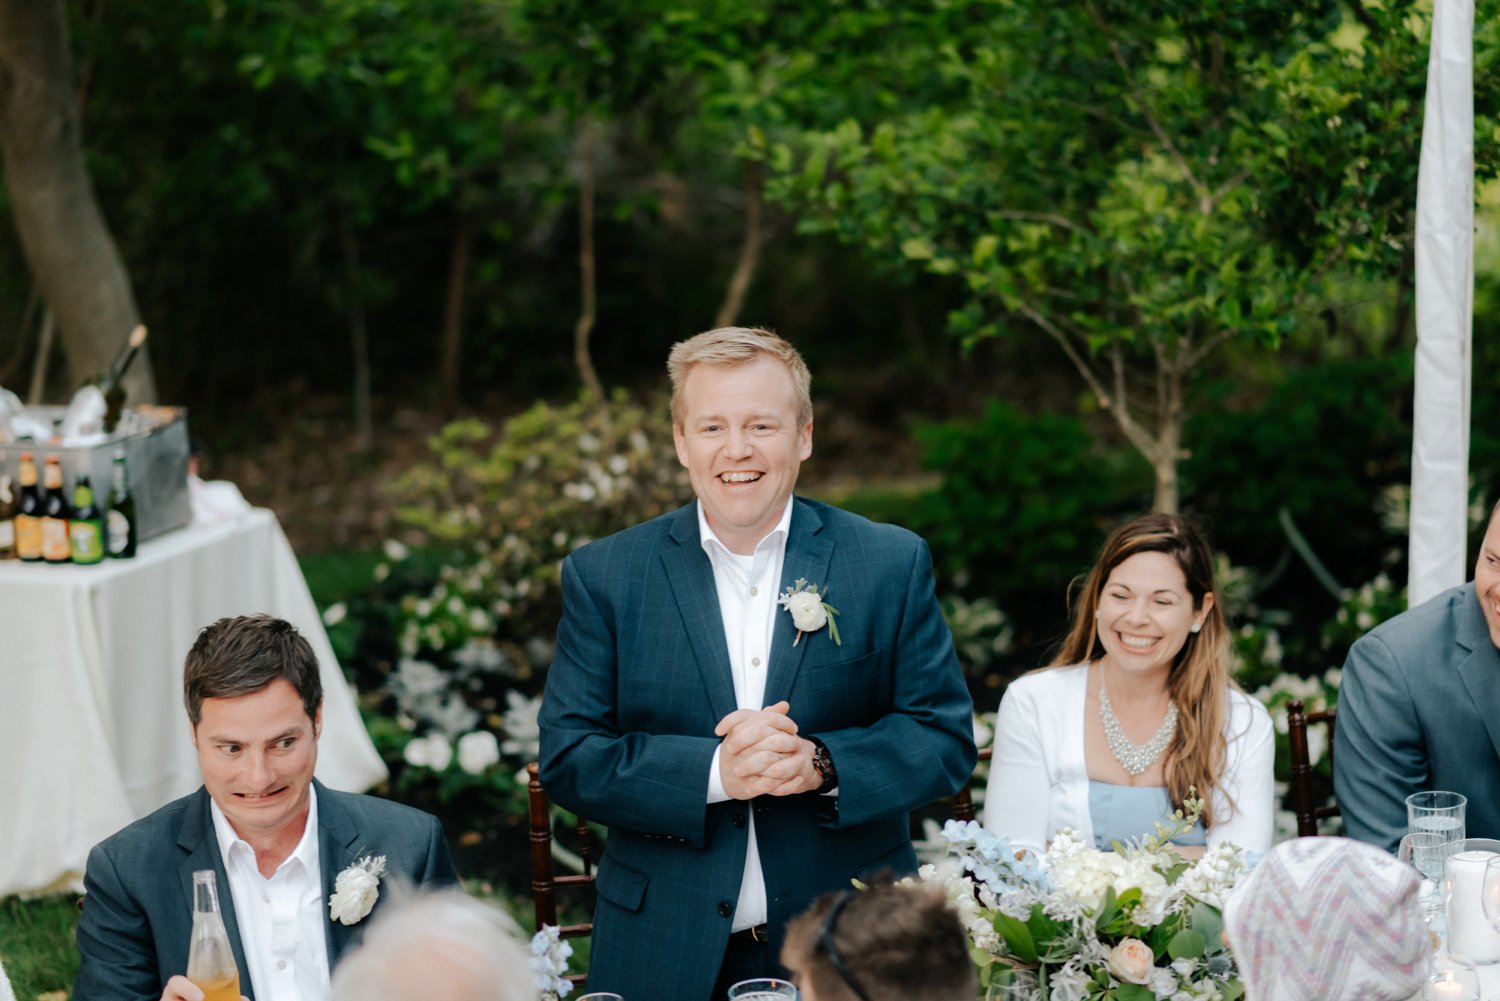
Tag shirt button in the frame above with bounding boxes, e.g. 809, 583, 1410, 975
718, 901, 733, 918
262, 894, 270, 903
733, 813, 747, 828
752, 657, 761, 667
750, 586, 758, 596
277, 960, 287, 970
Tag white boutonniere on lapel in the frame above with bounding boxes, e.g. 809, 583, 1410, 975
778, 578, 841, 646
329, 853, 387, 925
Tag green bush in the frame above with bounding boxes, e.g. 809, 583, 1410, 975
910, 399, 1148, 665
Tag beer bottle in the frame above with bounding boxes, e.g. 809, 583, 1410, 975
186, 870, 240, 1001
0, 472, 17, 559
15, 453, 42, 561
106, 449, 138, 559
40, 455, 71, 564
69, 474, 105, 565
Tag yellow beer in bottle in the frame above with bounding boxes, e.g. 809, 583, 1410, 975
187, 870, 241, 1001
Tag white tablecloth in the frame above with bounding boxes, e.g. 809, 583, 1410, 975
0, 507, 387, 898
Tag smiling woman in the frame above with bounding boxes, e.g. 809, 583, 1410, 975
982, 514, 1275, 857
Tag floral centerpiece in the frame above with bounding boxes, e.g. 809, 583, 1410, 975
922, 799, 1254, 1001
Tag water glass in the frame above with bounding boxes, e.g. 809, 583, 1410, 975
1400, 831, 1452, 927
1410, 791, 1468, 845
577, 994, 625, 1001
727, 978, 798, 1000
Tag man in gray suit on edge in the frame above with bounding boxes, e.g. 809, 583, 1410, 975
1336, 502, 1500, 851
538, 327, 976, 1001
74, 615, 457, 1001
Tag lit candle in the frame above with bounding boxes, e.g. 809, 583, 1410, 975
1433, 976, 1465, 1000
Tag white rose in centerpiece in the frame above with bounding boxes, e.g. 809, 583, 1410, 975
1106, 938, 1154, 985
785, 590, 827, 632
457, 730, 501, 775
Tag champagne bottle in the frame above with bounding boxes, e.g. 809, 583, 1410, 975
69, 474, 105, 565
107, 449, 138, 559
0, 472, 17, 560
15, 453, 42, 561
186, 870, 241, 1001
100, 324, 148, 434
40, 455, 71, 564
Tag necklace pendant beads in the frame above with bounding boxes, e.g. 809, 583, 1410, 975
1098, 669, 1177, 776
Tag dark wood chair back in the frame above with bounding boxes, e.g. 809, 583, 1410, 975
527, 761, 596, 987
1286, 698, 1339, 837
951, 746, 994, 822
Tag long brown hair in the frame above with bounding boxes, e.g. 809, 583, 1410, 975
1050, 513, 1235, 826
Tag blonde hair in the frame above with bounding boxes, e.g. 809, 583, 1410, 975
330, 886, 537, 1001
666, 326, 812, 428
1050, 513, 1235, 827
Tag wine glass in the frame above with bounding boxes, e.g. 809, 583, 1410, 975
1402, 831, 1451, 926
727, 978, 798, 1000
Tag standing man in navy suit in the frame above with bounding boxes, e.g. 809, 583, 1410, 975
538, 327, 976, 1001
74, 615, 457, 1001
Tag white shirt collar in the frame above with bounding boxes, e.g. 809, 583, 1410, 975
696, 495, 795, 560
210, 782, 321, 877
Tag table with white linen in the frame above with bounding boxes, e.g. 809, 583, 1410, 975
0, 507, 387, 898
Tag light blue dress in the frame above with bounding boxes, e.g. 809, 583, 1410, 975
1088, 780, 1206, 850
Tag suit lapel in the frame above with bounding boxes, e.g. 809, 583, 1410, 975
765, 499, 834, 705
177, 788, 255, 1001
1454, 586, 1500, 760
661, 505, 739, 723
317, 781, 363, 966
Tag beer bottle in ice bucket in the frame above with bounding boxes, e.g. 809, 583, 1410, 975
68, 474, 105, 565
187, 870, 240, 1001
40, 455, 71, 564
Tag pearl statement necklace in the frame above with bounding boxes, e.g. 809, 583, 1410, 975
1098, 667, 1177, 776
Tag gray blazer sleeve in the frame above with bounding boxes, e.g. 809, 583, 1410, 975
1333, 631, 1427, 852
73, 843, 169, 1001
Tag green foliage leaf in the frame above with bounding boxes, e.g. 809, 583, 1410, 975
1167, 928, 1207, 960
992, 912, 1040, 964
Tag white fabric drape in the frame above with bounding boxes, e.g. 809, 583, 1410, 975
1409, 0, 1475, 607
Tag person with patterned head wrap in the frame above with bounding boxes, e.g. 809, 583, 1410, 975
1224, 837, 1431, 1001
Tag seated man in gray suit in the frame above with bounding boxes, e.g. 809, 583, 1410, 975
1335, 504, 1500, 851
75, 615, 458, 1001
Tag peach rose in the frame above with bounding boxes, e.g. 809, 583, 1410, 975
1106, 938, 1154, 985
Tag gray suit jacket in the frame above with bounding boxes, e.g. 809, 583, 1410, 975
1334, 582, 1500, 851
73, 780, 457, 1001
538, 498, 976, 1001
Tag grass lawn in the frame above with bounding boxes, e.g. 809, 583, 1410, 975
0, 895, 79, 1001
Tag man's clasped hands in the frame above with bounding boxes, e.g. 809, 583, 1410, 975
715, 701, 822, 800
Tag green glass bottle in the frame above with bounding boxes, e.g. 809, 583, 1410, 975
68, 473, 105, 565
107, 449, 138, 558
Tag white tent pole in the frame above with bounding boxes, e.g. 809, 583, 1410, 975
1409, 0, 1475, 608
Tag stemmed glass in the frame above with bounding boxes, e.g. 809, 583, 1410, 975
727, 979, 798, 1000
1402, 831, 1452, 928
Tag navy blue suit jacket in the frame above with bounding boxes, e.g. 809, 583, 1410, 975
1334, 582, 1500, 851
73, 780, 457, 1001
538, 498, 976, 1001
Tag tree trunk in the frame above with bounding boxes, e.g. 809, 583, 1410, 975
338, 212, 372, 450
0, 0, 156, 403
440, 212, 470, 414
714, 160, 764, 329
573, 115, 603, 402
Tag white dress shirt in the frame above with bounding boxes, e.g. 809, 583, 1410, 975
211, 787, 331, 1001
699, 497, 793, 931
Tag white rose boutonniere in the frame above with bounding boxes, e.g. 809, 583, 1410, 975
329, 854, 387, 926
777, 579, 841, 646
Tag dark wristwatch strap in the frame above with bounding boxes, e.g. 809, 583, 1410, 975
808, 737, 838, 792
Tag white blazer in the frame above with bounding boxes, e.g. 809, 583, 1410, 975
981, 663, 1274, 855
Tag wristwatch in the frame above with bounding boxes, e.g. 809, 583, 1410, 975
808, 737, 838, 793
